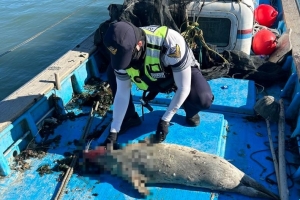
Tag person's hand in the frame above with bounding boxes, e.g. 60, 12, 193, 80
102, 131, 121, 150
103, 131, 118, 144
155, 119, 169, 142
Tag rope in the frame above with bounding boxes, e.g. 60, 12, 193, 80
0, 0, 97, 58
278, 98, 289, 200
265, 119, 281, 196
181, 23, 229, 64
253, 22, 281, 38
179, 0, 229, 64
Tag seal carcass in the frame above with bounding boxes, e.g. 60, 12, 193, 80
83, 142, 279, 199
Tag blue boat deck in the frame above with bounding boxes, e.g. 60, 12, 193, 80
1, 75, 298, 199
1, 0, 300, 195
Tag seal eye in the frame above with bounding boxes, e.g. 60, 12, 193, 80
134, 76, 142, 83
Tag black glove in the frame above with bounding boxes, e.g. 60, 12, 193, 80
103, 131, 118, 147
155, 119, 169, 143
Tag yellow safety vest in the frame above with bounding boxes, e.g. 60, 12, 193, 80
126, 26, 174, 92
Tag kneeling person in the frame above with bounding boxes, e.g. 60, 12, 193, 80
103, 21, 214, 144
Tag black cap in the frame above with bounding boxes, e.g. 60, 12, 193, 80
103, 21, 136, 70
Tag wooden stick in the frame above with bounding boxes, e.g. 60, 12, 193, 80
54, 73, 61, 90
265, 119, 280, 196
54, 101, 100, 200
278, 98, 289, 200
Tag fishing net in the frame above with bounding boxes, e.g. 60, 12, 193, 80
223, 50, 290, 86
120, 0, 180, 31
93, 0, 290, 86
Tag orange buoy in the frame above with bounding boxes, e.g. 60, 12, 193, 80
252, 29, 277, 55
254, 4, 278, 27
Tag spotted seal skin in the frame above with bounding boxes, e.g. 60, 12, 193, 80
84, 142, 279, 199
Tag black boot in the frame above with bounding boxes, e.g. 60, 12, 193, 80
186, 113, 200, 127
102, 131, 121, 150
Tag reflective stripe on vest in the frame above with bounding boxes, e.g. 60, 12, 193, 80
126, 26, 168, 91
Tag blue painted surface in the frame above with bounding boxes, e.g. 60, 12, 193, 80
55, 77, 75, 106
236, 33, 252, 40
282, 55, 293, 71
208, 78, 256, 115
0, 112, 106, 199
0, 49, 299, 199
0, 17, 300, 200
1, 76, 299, 200
1, 53, 299, 199
281, 73, 297, 98
131, 78, 256, 115
0, 154, 10, 175
72, 64, 89, 94
286, 92, 300, 119
98, 105, 227, 157
2, 101, 294, 199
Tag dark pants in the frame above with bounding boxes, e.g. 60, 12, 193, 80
183, 67, 214, 117
107, 66, 213, 119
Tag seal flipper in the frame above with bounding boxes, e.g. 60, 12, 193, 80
236, 175, 279, 199
130, 169, 149, 196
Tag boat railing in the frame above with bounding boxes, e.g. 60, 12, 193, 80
0, 32, 98, 175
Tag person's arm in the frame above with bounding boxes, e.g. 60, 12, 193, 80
155, 28, 198, 142
155, 68, 191, 142
161, 28, 197, 122
110, 70, 131, 133
161, 67, 191, 122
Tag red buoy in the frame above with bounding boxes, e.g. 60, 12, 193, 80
254, 4, 278, 27
252, 29, 277, 55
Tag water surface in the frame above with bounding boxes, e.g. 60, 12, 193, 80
0, 0, 122, 100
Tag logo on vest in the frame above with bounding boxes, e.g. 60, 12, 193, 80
168, 44, 181, 58
134, 76, 142, 83
107, 46, 117, 55
151, 72, 165, 79
142, 26, 159, 33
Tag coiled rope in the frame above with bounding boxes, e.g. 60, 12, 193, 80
181, 22, 229, 64
253, 22, 281, 37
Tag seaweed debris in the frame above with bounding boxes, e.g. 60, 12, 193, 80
65, 78, 113, 117
52, 154, 78, 181
39, 117, 60, 138
12, 78, 113, 175
37, 164, 52, 176
53, 155, 74, 173
12, 135, 62, 172
35, 154, 78, 178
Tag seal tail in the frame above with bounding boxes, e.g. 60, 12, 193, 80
235, 175, 279, 199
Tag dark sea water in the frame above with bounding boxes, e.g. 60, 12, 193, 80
0, 0, 122, 100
